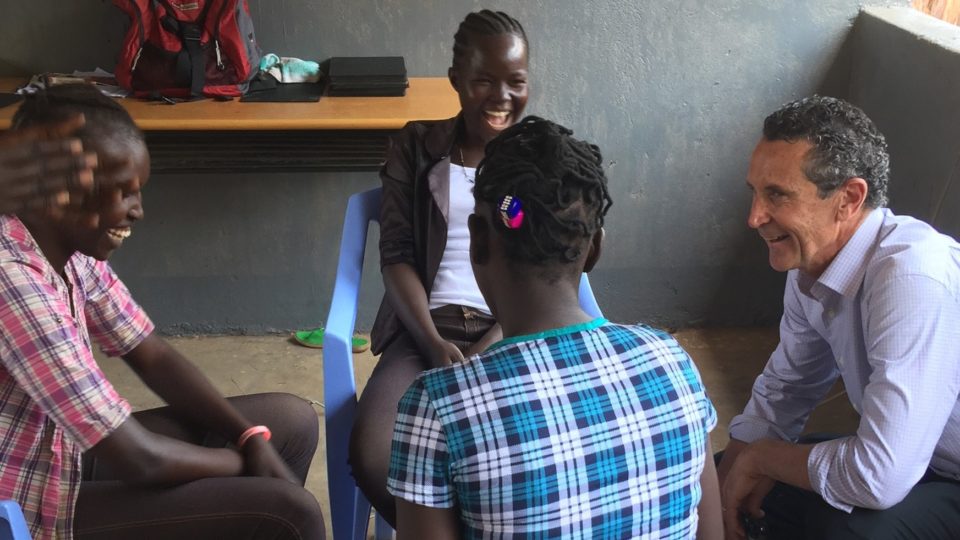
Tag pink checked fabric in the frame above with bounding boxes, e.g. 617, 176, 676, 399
0, 215, 153, 540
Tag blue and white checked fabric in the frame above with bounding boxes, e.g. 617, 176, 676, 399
389, 318, 716, 539
730, 208, 960, 512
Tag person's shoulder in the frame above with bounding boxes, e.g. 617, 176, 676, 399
384, 117, 457, 173
597, 321, 695, 364
599, 321, 679, 347
0, 216, 37, 265
0, 217, 50, 288
869, 210, 960, 285
396, 116, 457, 142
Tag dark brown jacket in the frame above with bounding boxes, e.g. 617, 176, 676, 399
371, 116, 461, 354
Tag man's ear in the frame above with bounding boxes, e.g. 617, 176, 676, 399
448, 67, 460, 93
468, 213, 490, 266
837, 177, 869, 220
582, 227, 604, 273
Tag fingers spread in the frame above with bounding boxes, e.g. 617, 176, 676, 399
32, 113, 86, 140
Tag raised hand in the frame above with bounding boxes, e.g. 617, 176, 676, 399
0, 114, 98, 215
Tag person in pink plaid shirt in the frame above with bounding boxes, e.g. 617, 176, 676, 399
0, 84, 325, 540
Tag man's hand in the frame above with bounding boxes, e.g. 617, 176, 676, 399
721, 443, 775, 539
241, 435, 300, 484
0, 115, 97, 215
426, 339, 465, 368
721, 438, 814, 539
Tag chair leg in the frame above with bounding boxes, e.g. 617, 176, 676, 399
374, 511, 394, 540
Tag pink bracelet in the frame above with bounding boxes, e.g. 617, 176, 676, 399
237, 425, 272, 448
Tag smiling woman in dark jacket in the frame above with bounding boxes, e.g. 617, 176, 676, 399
349, 9, 530, 526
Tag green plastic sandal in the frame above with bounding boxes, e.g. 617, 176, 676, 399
293, 327, 370, 353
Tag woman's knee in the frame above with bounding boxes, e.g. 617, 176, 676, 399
242, 392, 319, 442
256, 479, 326, 540
271, 480, 324, 519
276, 392, 320, 435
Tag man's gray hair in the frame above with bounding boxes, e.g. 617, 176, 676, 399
763, 95, 890, 208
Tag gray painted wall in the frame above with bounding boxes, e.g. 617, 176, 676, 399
0, 1, 909, 334
849, 7, 960, 238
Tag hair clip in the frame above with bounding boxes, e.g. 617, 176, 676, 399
499, 195, 525, 229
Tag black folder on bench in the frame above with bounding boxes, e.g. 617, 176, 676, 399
326, 56, 409, 97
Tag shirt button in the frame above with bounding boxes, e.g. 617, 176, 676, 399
826, 309, 836, 319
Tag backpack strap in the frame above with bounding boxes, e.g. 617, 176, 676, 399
155, 0, 217, 97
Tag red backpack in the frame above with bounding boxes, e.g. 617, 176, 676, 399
114, 0, 262, 99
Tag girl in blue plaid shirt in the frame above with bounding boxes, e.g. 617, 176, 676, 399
387, 116, 723, 539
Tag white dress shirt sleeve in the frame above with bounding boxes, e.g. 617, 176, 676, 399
729, 276, 839, 443
808, 274, 960, 511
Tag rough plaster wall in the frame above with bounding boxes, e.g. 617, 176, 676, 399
0, 1, 905, 333
849, 7, 960, 238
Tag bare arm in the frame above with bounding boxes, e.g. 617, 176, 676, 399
697, 441, 724, 540
86, 415, 244, 486
121, 333, 298, 483
383, 262, 464, 367
395, 498, 461, 540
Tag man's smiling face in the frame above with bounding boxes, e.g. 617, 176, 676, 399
745, 138, 848, 278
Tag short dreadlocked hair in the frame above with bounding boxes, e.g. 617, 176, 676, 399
12, 83, 142, 148
474, 116, 612, 275
763, 95, 889, 208
452, 10, 528, 71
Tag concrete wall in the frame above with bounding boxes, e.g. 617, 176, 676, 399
0, 1, 906, 334
848, 7, 960, 238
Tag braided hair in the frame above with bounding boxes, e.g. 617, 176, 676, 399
13, 83, 142, 147
452, 10, 528, 70
474, 116, 612, 274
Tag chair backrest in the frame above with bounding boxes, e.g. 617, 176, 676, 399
322, 187, 604, 540
323, 187, 382, 540
0, 500, 31, 540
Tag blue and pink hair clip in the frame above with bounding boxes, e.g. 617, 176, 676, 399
498, 195, 525, 229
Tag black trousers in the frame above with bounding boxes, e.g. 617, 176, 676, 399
717, 436, 960, 540
75, 393, 325, 540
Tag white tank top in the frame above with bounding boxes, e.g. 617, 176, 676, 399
428, 164, 491, 314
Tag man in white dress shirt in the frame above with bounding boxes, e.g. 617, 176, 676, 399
718, 95, 960, 540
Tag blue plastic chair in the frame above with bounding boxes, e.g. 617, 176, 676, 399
0, 500, 31, 540
322, 187, 604, 540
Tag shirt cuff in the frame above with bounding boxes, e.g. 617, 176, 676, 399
728, 414, 792, 443
807, 438, 855, 513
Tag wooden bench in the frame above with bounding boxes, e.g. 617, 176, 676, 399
0, 77, 460, 173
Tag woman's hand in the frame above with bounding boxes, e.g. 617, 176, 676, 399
425, 338, 465, 368
241, 435, 300, 484
0, 114, 97, 215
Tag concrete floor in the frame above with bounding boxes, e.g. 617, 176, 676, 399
98, 327, 859, 540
